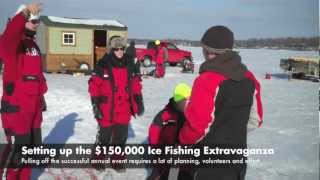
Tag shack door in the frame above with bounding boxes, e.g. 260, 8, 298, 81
94, 30, 107, 67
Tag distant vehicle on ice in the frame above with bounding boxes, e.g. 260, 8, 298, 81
280, 56, 319, 81
135, 41, 193, 67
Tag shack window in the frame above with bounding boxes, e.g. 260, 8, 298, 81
62, 32, 76, 46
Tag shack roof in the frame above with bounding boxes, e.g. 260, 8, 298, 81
288, 56, 319, 64
40, 16, 127, 30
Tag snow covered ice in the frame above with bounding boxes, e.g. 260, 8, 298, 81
0, 47, 318, 180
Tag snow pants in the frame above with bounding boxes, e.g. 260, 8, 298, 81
3, 129, 42, 180
92, 124, 129, 170
1, 94, 43, 180
155, 64, 165, 78
1, 95, 43, 135
96, 124, 129, 145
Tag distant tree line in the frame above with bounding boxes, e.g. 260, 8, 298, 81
235, 37, 318, 51
129, 37, 319, 51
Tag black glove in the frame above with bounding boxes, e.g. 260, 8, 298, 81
0, 100, 19, 113
41, 96, 47, 112
4, 82, 14, 96
134, 95, 144, 116
91, 97, 103, 120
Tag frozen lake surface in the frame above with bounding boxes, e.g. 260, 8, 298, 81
0, 48, 318, 180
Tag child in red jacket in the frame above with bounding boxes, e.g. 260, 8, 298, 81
147, 83, 192, 180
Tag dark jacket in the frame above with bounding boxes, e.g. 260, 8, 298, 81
179, 51, 263, 145
126, 41, 136, 59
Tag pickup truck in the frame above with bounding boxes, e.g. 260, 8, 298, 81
136, 41, 192, 67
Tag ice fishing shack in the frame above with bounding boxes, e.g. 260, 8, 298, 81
36, 16, 128, 73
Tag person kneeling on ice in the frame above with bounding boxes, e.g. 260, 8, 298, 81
147, 83, 193, 180
0, 3, 47, 180
88, 37, 144, 172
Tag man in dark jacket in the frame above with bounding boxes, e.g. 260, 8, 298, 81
126, 40, 141, 74
0, 3, 47, 179
179, 26, 263, 180
126, 40, 136, 59
88, 37, 144, 172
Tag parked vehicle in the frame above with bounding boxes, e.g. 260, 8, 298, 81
136, 41, 192, 67
280, 56, 319, 80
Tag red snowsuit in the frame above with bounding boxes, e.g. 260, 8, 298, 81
148, 98, 184, 145
89, 53, 144, 171
0, 12, 47, 135
88, 54, 143, 127
155, 46, 166, 78
0, 12, 47, 180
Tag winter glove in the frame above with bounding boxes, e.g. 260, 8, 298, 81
4, 82, 14, 96
0, 100, 19, 113
91, 97, 103, 120
134, 95, 144, 116
41, 96, 47, 112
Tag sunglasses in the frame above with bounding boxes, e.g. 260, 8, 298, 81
30, 19, 40, 24
114, 47, 124, 51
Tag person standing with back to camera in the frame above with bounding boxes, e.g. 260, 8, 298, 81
179, 26, 263, 180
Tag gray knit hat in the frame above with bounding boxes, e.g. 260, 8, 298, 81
110, 37, 127, 48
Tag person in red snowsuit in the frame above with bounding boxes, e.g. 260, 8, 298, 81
154, 41, 167, 78
147, 83, 192, 180
179, 26, 263, 180
0, 3, 47, 180
88, 37, 144, 171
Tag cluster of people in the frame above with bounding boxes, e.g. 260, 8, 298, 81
0, 2, 263, 180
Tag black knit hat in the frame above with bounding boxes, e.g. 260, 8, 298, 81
201, 26, 234, 54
